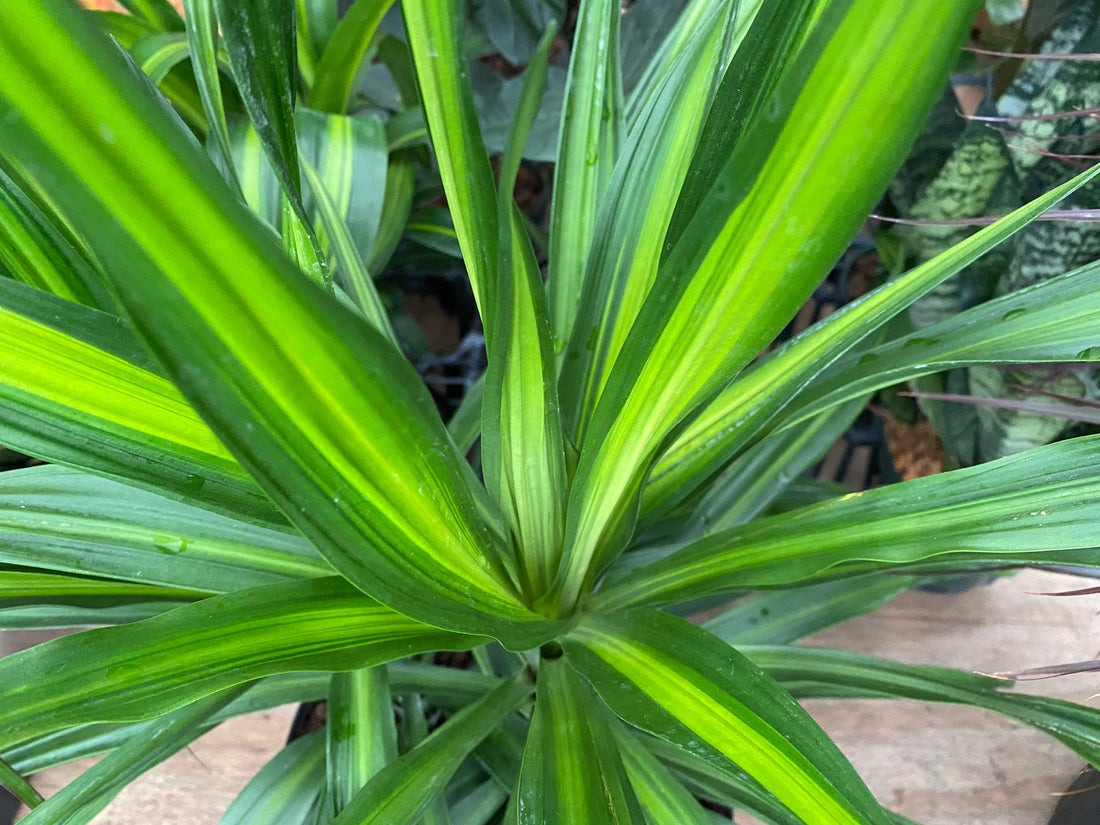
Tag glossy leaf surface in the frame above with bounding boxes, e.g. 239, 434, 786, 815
0, 577, 484, 749
564, 609, 892, 825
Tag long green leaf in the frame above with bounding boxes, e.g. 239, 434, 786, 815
0, 0, 559, 647
784, 257, 1100, 424
327, 667, 397, 817
311, 0, 398, 114
329, 675, 533, 825
220, 731, 326, 825
0, 279, 283, 529
212, 0, 327, 285
482, 24, 568, 600
558, 0, 733, 444
0, 755, 42, 811
0, 577, 485, 750
17, 688, 242, 825
0, 163, 101, 306
613, 725, 713, 825
643, 736, 804, 825
0, 466, 326, 592
553, 0, 978, 613
563, 609, 892, 825
598, 434, 1100, 609
646, 163, 1100, 518
680, 396, 867, 539
181, 0, 240, 191
702, 575, 914, 646
4, 665, 497, 777
662, 0, 821, 252
296, 109, 389, 267
545, 0, 621, 354
0, 571, 202, 613
400, 0, 499, 326
300, 156, 395, 339
747, 645, 1100, 767
517, 655, 644, 825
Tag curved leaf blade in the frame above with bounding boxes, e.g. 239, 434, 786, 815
311, 0, 398, 114
646, 163, 1100, 518
613, 726, 712, 825
748, 644, 1100, 768
554, 0, 978, 612
517, 656, 645, 825
329, 675, 533, 825
563, 609, 892, 825
598, 434, 1100, 609
400, 0, 499, 325
0, 0, 557, 646
327, 666, 397, 817
0, 577, 485, 750
0, 279, 282, 529
17, 688, 242, 825
219, 731, 326, 825
0, 466, 328, 593
482, 25, 568, 599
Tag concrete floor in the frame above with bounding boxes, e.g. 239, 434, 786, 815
8, 568, 1100, 824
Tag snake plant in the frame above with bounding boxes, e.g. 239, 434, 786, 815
2, 0, 1100, 823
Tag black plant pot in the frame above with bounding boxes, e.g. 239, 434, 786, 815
1049, 765, 1100, 825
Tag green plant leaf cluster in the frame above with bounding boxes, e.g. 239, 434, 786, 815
1, 0, 1100, 823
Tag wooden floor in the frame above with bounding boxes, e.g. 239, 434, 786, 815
8, 568, 1100, 825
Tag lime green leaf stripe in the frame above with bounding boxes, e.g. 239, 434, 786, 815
564, 610, 891, 825
0, 466, 328, 592
400, 0, 499, 326
517, 656, 645, 824
646, 162, 1100, 518
330, 675, 533, 825
599, 434, 1100, 610
0, 577, 486, 750
0, 280, 283, 528
311, 0, 398, 114
0, 0, 557, 646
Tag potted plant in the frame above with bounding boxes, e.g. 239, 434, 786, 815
2, 0, 1100, 823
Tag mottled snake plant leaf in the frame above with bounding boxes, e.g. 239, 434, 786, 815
0, 0, 562, 648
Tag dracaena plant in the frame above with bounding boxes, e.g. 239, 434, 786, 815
4, 0, 1100, 824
